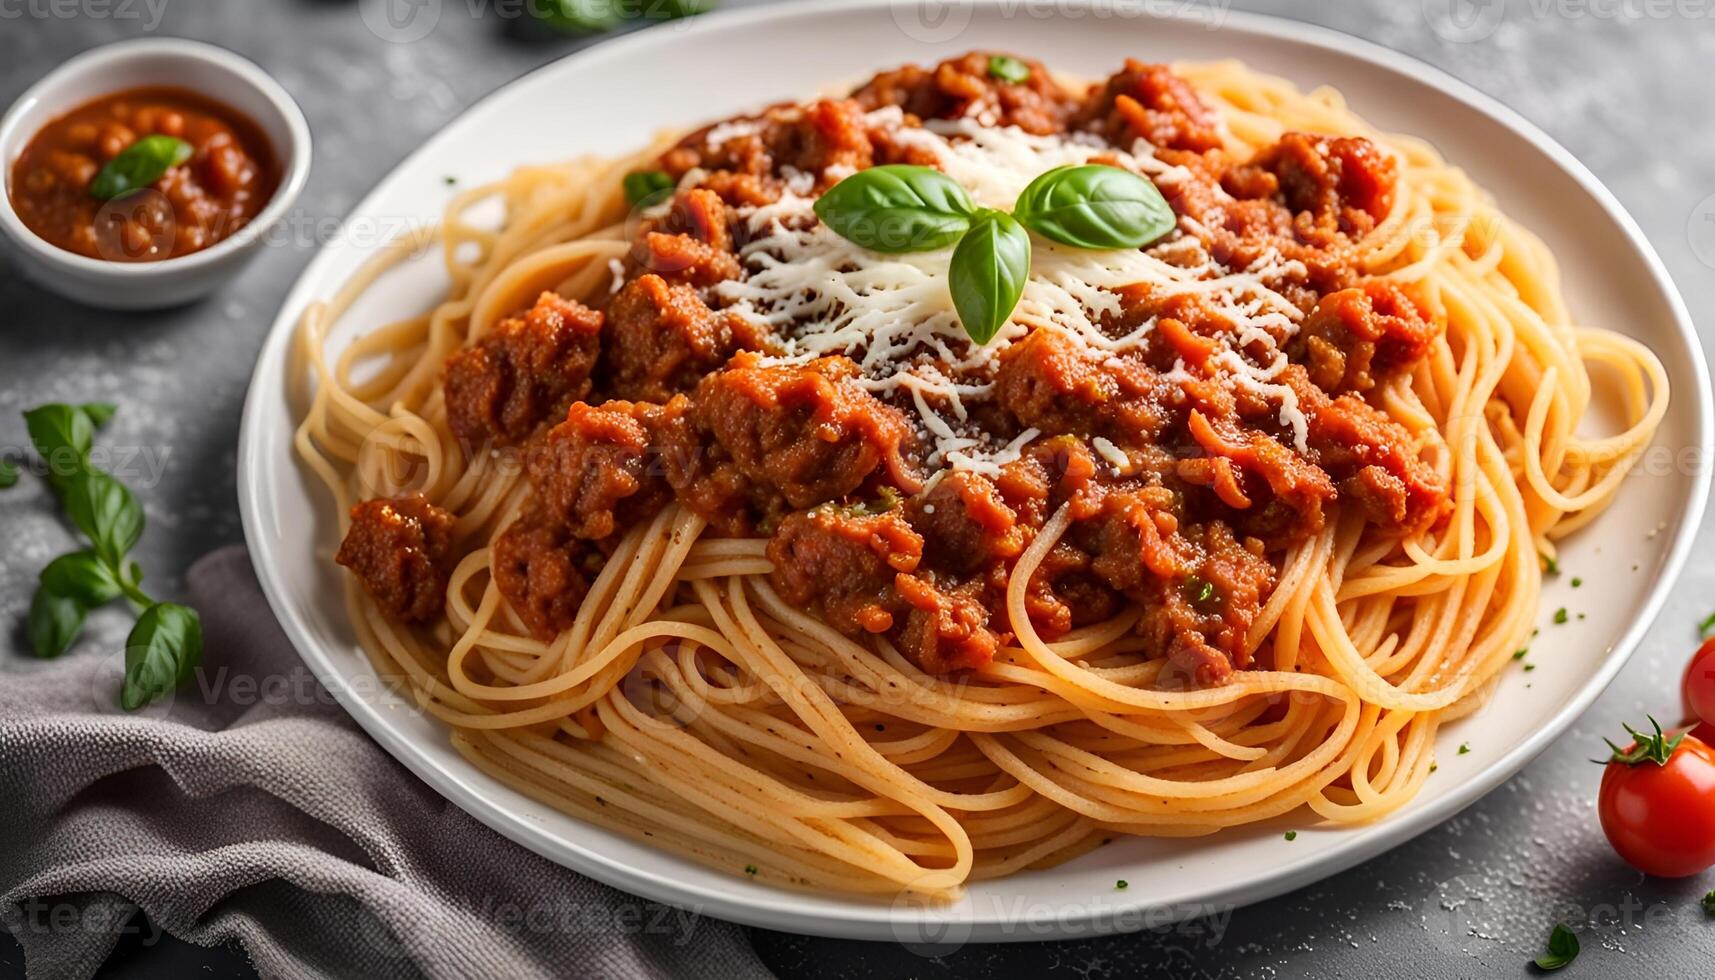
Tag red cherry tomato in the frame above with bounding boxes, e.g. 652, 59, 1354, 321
1598, 723, 1715, 878
1682, 637, 1715, 724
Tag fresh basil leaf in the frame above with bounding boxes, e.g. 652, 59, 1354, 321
89, 135, 193, 201
80, 402, 118, 428
536, 0, 626, 33
0, 458, 16, 489
24, 403, 94, 489
1012, 164, 1176, 250
121, 602, 202, 710
813, 165, 976, 253
28, 587, 86, 659
623, 170, 675, 206
40, 551, 122, 608
949, 209, 1030, 346
987, 55, 1030, 84
1534, 923, 1578, 971
62, 469, 144, 567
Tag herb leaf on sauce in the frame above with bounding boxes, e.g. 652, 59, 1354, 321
1012, 164, 1176, 250
812, 164, 976, 253
949, 209, 1030, 346
89, 134, 193, 201
622, 170, 675, 206
987, 55, 1031, 84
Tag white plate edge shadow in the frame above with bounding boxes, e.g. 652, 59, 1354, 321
235, 0, 1713, 942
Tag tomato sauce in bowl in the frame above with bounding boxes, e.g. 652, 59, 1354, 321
8, 86, 280, 262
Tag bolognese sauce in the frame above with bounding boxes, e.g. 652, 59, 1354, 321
337, 52, 1452, 687
8, 86, 279, 261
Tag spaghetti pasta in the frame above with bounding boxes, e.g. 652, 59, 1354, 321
293, 57, 1665, 900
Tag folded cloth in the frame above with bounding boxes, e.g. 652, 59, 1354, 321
0, 547, 774, 980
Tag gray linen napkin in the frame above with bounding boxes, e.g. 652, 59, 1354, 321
0, 546, 774, 980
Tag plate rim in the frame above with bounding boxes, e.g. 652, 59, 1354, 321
236, 0, 1714, 942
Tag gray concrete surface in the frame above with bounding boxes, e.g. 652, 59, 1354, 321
3, 1, 1714, 977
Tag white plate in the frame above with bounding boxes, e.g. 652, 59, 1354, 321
237, 0, 1712, 942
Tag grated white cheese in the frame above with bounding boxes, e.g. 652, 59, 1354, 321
709, 109, 1316, 471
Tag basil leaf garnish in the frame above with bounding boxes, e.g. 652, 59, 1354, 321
949, 209, 1030, 346
812, 164, 976, 253
623, 170, 675, 206
987, 55, 1030, 84
1012, 164, 1176, 250
40, 550, 123, 608
121, 602, 203, 710
29, 589, 86, 659
24, 403, 94, 489
62, 469, 144, 568
0, 459, 16, 489
89, 135, 193, 201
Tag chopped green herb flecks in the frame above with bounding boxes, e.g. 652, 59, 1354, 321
1284, 831, 1297, 841
1553, 608, 1569, 625
1458, 743, 1471, 755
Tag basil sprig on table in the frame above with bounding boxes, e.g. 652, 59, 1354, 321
20, 401, 202, 709
812, 163, 1175, 344
89, 134, 193, 201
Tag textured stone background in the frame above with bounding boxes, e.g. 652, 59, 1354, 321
3, 1, 1714, 977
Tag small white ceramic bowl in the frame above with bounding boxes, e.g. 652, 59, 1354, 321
0, 38, 311, 310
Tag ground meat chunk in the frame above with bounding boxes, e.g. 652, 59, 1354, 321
335, 493, 456, 624
768, 507, 922, 636
1071, 60, 1224, 152
491, 513, 601, 639
994, 439, 1125, 635
767, 507, 1001, 673
993, 329, 1170, 445
1079, 492, 1274, 685
601, 274, 769, 403
637, 188, 743, 287
661, 99, 876, 187
851, 52, 1076, 136
443, 292, 603, 451
1283, 367, 1449, 533
672, 353, 919, 532
895, 574, 1002, 674
1249, 133, 1396, 233
1292, 281, 1438, 393
906, 472, 1027, 575
527, 400, 674, 540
